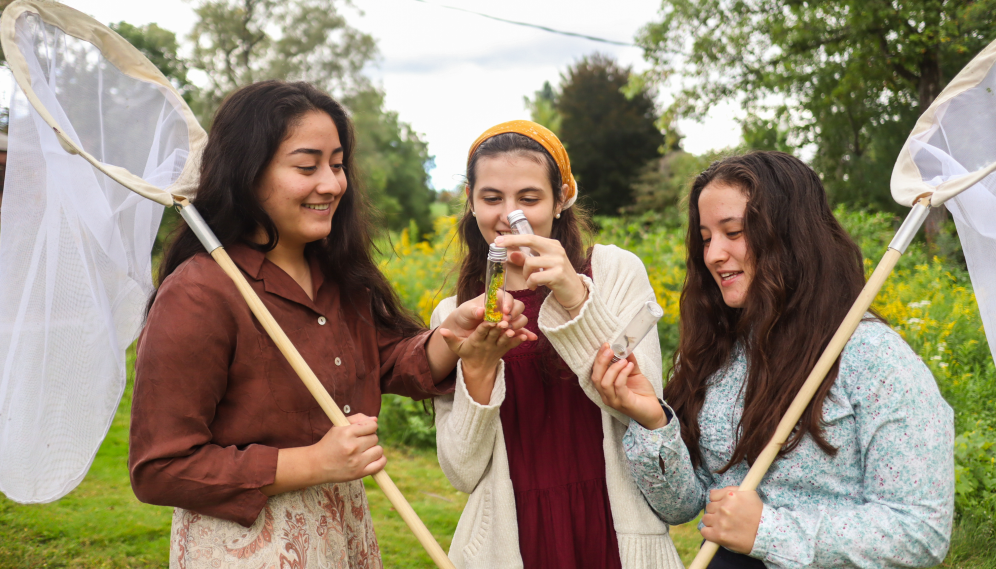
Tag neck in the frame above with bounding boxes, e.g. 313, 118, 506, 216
265, 240, 313, 300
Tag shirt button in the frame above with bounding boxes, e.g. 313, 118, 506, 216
335, 357, 342, 366
343, 405, 351, 414
318, 316, 327, 325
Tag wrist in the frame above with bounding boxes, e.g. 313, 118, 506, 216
556, 277, 588, 311
460, 359, 498, 383
637, 398, 670, 431
638, 409, 667, 431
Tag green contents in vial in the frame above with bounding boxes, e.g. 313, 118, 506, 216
484, 264, 506, 322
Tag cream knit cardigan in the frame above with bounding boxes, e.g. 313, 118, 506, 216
430, 244, 684, 569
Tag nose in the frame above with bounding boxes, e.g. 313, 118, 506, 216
704, 237, 729, 267
317, 164, 345, 197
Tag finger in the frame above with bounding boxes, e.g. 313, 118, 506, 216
438, 328, 463, 353
507, 250, 526, 267
592, 343, 615, 385
347, 413, 376, 425
507, 298, 526, 321
354, 432, 380, 453
613, 361, 635, 395
705, 501, 719, 514
700, 512, 716, 528
494, 234, 542, 251
361, 452, 388, 477
709, 487, 737, 502
348, 420, 380, 437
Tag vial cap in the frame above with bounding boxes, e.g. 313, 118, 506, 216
488, 242, 507, 262
507, 210, 527, 226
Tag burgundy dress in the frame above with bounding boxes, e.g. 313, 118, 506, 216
498, 286, 622, 569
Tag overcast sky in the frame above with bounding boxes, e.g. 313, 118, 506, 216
38, 0, 742, 190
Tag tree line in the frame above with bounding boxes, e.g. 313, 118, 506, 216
0, 0, 437, 238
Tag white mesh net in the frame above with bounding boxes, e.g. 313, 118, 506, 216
0, 8, 197, 502
891, 37, 996, 364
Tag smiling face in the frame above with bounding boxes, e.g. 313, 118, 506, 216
470, 152, 563, 245
698, 181, 752, 308
257, 110, 346, 252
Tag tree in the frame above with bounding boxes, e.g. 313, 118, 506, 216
557, 54, 663, 214
524, 81, 562, 135
187, 0, 375, 125
110, 22, 193, 101
346, 89, 435, 237
639, 0, 996, 213
186, 0, 435, 235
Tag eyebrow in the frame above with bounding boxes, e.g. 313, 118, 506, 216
478, 186, 547, 194
288, 146, 343, 156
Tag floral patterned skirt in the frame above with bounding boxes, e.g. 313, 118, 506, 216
169, 479, 382, 569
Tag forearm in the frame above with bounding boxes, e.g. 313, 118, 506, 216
460, 360, 498, 405
624, 418, 708, 524
425, 327, 459, 382
261, 446, 321, 496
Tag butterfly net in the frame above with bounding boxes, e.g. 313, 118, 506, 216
891, 37, 996, 363
0, 0, 204, 503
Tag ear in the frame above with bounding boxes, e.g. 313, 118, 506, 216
561, 183, 570, 199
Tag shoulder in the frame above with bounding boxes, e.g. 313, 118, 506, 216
153, 253, 238, 310
590, 243, 652, 294
591, 243, 646, 274
430, 296, 458, 328
839, 318, 937, 400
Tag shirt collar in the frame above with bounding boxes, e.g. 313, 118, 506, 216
225, 243, 326, 314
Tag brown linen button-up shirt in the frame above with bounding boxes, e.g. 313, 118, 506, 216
129, 244, 452, 527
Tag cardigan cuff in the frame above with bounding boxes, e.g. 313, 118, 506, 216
448, 359, 506, 444
538, 274, 622, 372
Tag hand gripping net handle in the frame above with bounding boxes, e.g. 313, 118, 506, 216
688, 198, 931, 569
177, 201, 456, 569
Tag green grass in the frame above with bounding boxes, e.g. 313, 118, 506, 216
0, 348, 703, 568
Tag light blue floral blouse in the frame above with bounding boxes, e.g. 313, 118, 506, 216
623, 320, 954, 568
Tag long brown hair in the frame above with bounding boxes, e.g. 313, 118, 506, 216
152, 81, 421, 336
662, 151, 871, 471
456, 132, 591, 304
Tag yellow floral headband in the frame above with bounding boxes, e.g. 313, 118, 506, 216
466, 120, 578, 208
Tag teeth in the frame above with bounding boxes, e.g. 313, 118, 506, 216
304, 203, 330, 210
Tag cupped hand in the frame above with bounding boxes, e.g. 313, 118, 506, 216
495, 234, 586, 310
591, 343, 666, 430
439, 319, 527, 404
440, 291, 537, 347
311, 414, 386, 483
700, 486, 763, 554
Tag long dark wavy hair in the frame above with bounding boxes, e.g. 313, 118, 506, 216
662, 151, 873, 471
151, 80, 421, 336
456, 132, 591, 304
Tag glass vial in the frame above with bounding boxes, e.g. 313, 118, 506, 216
507, 209, 540, 257
611, 301, 664, 362
484, 243, 508, 323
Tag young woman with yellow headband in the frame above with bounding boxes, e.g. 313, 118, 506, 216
431, 121, 683, 568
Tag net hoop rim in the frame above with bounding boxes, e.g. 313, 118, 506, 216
0, 0, 206, 206
891, 36, 996, 208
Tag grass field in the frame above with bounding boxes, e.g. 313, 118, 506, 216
0, 351, 703, 568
